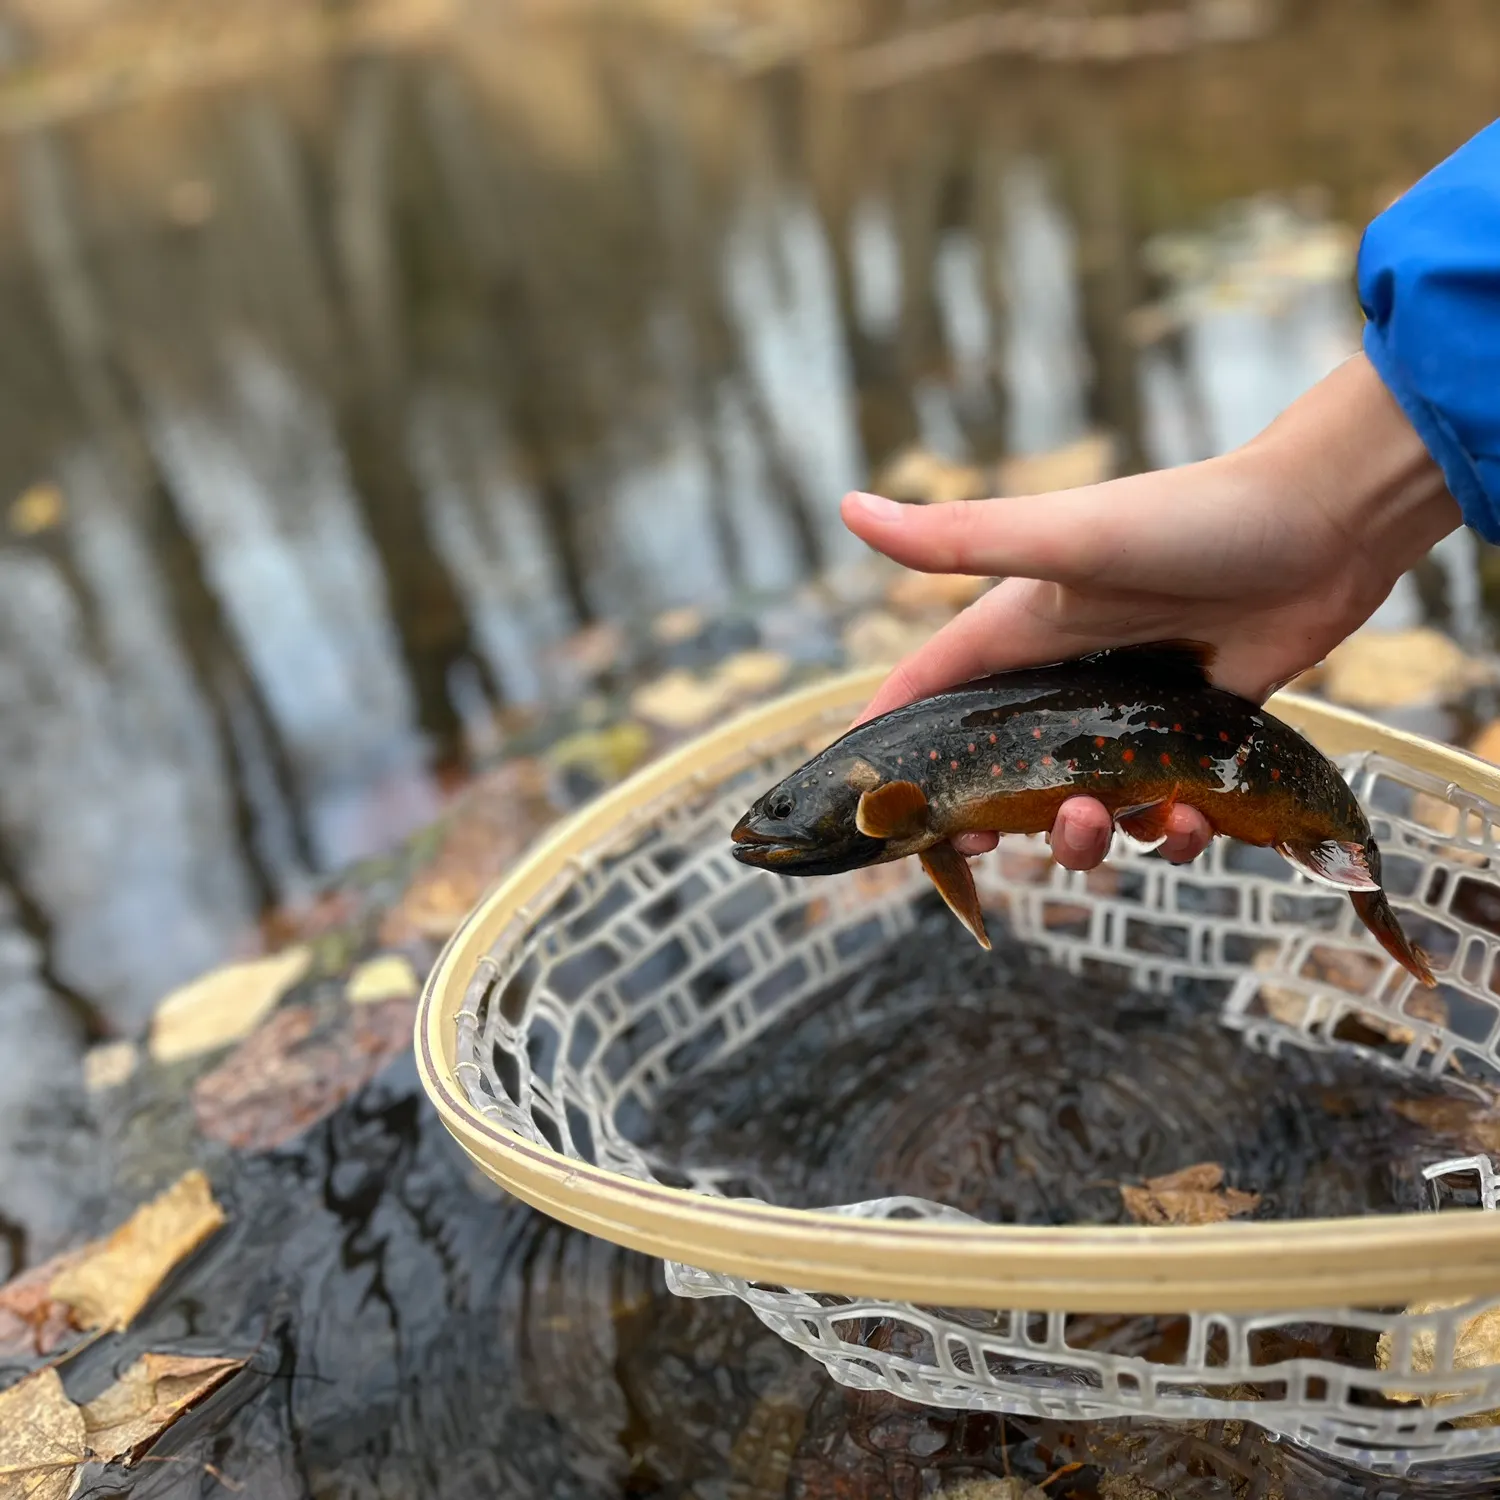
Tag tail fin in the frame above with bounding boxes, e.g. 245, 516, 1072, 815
1351, 838, 1437, 988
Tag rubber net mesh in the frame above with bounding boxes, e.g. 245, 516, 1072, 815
451, 707, 1500, 1473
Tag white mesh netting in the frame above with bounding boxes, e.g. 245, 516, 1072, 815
449, 708, 1500, 1474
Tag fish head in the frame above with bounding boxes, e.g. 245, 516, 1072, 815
730, 757, 887, 874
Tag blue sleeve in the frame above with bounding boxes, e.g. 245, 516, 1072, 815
1358, 118, 1500, 543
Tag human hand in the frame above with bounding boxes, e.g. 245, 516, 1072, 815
845, 353, 1460, 870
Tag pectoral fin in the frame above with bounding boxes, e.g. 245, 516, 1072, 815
1115, 795, 1176, 850
1275, 838, 1381, 892
856, 779, 930, 840
919, 841, 991, 950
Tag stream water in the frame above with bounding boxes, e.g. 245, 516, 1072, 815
6, 4, 1500, 1493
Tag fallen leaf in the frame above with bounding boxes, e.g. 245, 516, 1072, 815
1120, 1162, 1260, 1226
0, 1247, 87, 1358
651, 606, 704, 644
149, 945, 312, 1065
80, 1353, 243, 1465
712, 650, 790, 698
378, 758, 555, 944
841, 610, 936, 668
49, 1170, 225, 1333
0, 1367, 85, 1500
82, 1041, 138, 1093
997, 432, 1114, 497
872, 447, 987, 506
885, 571, 990, 616
344, 954, 420, 1006
544, 721, 654, 784
1391, 1096, 1500, 1155
8, 481, 65, 537
548, 622, 622, 678
1471, 720, 1500, 767
1377, 1299, 1500, 1423
941, 1479, 1047, 1500
630, 669, 733, 730
193, 995, 415, 1152
1322, 629, 1487, 711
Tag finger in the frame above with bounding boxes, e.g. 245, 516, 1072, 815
1159, 805, 1213, 863
1050, 798, 1114, 871
952, 831, 998, 856
842, 490, 1114, 587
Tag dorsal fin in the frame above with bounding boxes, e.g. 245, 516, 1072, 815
855, 780, 930, 840
1077, 639, 1217, 687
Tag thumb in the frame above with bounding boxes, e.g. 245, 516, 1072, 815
841, 487, 1121, 586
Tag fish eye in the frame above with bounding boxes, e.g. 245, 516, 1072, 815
769, 793, 795, 820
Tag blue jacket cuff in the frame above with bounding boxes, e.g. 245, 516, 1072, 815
1361, 318, 1500, 544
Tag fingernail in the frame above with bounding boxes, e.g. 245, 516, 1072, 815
1059, 818, 1099, 858
847, 491, 902, 520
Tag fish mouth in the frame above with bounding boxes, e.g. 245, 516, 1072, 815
730, 818, 812, 866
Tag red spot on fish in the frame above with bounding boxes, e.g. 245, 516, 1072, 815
1016, 760, 1029, 772
1121, 748, 1135, 764
1199, 756, 1211, 769
1094, 736, 1106, 748
1148, 720, 1159, 730
950, 760, 959, 770
1041, 755, 1053, 767
1160, 752, 1172, 767
991, 764, 1002, 776
1172, 723, 1182, 733
1068, 759, 1077, 771
896, 756, 903, 765
989, 734, 997, 745
1071, 716, 1080, 727
1236, 752, 1248, 766
1219, 731, 1230, 742
967, 743, 976, 753
929, 750, 939, 761
1032, 727, 1043, 739
1093, 770, 1101, 779
1270, 767, 1281, 781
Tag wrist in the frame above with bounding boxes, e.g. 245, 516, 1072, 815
1236, 353, 1460, 582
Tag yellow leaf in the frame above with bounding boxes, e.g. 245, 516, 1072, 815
630, 670, 733, 731
1323, 628, 1488, 711
50, 1170, 225, 1333
997, 432, 1114, 497
8, 482, 64, 537
0, 1367, 85, 1500
712, 650, 790, 698
81, 1353, 243, 1465
149, 945, 311, 1064
345, 954, 420, 1007
1377, 1300, 1500, 1423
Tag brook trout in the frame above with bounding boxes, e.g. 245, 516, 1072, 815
730, 640, 1436, 987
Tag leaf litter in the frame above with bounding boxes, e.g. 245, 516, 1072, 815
1119, 1163, 1261, 1226
48, 1170, 225, 1334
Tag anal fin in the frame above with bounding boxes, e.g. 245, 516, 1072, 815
919, 841, 991, 950
1276, 839, 1381, 892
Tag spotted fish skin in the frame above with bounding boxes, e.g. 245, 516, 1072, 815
730, 641, 1435, 987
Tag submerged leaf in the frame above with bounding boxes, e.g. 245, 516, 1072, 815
344, 954, 420, 1007
0, 1367, 85, 1500
1391, 1096, 1500, 1156
1120, 1163, 1260, 1226
194, 995, 414, 1152
49, 1170, 225, 1333
81, 1353, 243, 1465
1377, 1299, 1500, 1424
